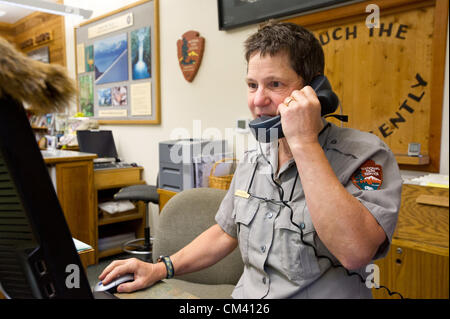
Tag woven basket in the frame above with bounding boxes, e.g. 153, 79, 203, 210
209, 158, 237, 190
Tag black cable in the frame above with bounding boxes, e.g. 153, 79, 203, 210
256, 141, 405, 299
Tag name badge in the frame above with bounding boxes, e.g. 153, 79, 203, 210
234, 189, 250, 199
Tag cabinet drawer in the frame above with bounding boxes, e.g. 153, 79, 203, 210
94, 167, 143, 190
374, 244, 449, 299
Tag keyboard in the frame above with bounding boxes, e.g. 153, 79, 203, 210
93, 162, 134, 170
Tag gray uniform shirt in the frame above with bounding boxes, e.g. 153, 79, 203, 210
215, 121, 402, 299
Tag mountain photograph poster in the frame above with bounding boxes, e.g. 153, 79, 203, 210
94, 33, 129, 85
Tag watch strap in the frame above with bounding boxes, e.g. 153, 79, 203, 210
157, 255, 174, 279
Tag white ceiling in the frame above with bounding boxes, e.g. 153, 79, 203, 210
0, 0, 59, 24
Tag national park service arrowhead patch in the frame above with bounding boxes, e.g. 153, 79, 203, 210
177, 30, 205, 82
351, 160, 383, 190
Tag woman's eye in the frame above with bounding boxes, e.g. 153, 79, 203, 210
247, 82, 257, 90
271, 81, 281, 88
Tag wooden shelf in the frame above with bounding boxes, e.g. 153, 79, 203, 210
395, 154, 430, 165
94, 167, 146, 263
98, 246, 125, 259
98, 209, 144, 226
31, 126, 48, 131
62, 145, 80, 151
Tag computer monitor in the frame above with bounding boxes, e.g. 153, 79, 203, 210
77, 130, 119, 162
0, 95, 94, 299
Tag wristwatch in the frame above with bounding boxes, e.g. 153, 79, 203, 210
157, 255, 174, 279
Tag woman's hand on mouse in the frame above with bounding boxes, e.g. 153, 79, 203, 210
98, 258, 166, 293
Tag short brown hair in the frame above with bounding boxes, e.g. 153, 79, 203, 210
244, 22, 324, 84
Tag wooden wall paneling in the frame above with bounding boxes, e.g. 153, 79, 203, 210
13, 12, 66, 66
284, 0, 448, 172
0, 22, 14, 43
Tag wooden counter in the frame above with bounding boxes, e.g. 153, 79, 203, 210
373, 184, 449, 299
42, 149, 97, 164
42, 150, 97, 267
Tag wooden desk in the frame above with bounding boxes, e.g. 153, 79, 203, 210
94, 166, 146, 262
78, 248, 95, 270
43, 151, 148, 264
157, 188, 177, 212
43, 150, 97, 267
373, 184, 449, 299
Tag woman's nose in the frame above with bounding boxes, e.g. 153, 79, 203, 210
253, 87, 270, 107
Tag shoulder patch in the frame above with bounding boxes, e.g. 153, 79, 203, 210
351, 160, 383, 190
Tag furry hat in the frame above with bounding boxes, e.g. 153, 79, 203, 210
0, 37, 76, 114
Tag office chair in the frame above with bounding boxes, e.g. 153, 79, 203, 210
152, 187, 243, 298
113, 176, 159, 261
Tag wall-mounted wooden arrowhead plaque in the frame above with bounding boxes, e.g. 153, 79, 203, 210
177, 30, 205, 82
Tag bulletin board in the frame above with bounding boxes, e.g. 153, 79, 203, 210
74, 0, 160, 125
284, 0, 448, 172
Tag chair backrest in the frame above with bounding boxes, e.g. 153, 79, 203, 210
152, 187, 243, 285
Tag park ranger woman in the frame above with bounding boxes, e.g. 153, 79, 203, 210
99, 22, 402, 299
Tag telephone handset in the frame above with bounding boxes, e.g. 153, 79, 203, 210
249, 75, 346, 142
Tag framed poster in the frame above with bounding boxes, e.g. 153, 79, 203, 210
217, 0, 358, 30
74, 0, 160, 124
27, 46, 50, 63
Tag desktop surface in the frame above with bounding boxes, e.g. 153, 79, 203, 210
41, 149, 97, 164
115, 280, 198, 299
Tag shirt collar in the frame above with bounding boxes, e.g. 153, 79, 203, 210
257, 139, 278, 172
255, 118, 332, 174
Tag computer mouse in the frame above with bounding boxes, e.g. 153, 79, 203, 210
130, 163, 138, 167
93, 274, 134, 294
